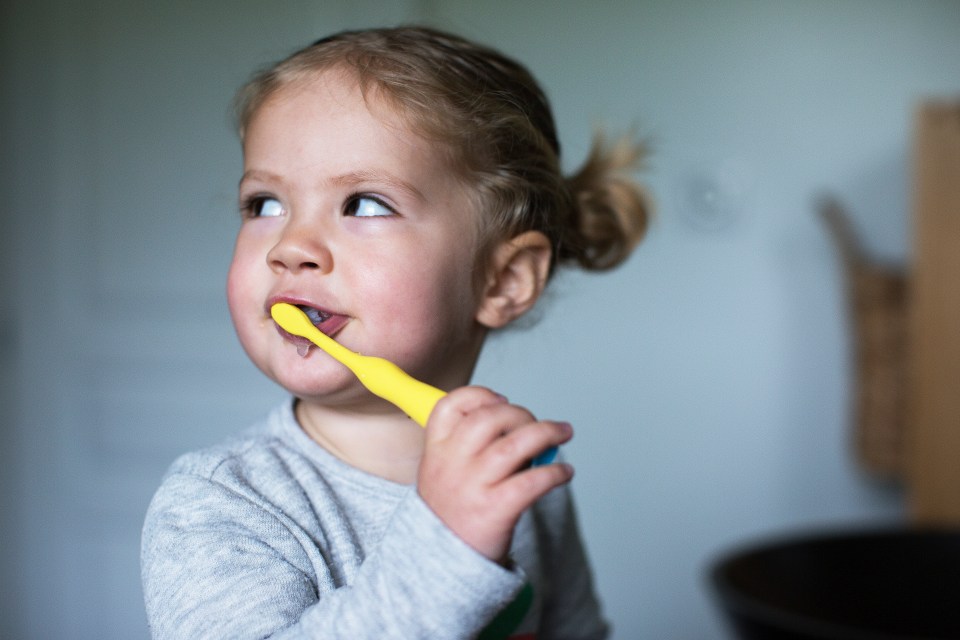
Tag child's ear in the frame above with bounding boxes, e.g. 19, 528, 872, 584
476, 230, 553, 329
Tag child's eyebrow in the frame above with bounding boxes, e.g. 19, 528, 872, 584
238, 169, 426, 204
238, 170, 285, 189
328, 170, 425, 203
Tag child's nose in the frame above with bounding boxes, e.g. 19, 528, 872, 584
266, 222, 333, 274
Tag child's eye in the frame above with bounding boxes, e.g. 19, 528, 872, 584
243, 196, 284, 218
345, 195, 395, 218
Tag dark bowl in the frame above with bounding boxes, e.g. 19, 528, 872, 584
709, 528, 960, 640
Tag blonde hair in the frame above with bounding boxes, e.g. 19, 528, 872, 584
234, 26, 650, 277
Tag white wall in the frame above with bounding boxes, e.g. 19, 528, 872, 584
3, 1, 958, 638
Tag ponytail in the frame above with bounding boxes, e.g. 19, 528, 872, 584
559, 133, 651, 271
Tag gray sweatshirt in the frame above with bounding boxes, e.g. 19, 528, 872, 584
141, 401, 608, 639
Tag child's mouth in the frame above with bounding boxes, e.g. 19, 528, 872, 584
274, 303, 349, 357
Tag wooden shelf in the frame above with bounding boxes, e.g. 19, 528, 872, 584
908, 101, 960, 524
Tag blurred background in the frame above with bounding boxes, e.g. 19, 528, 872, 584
2, 1, 958, 638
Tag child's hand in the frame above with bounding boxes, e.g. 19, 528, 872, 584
417, 386, 575, 564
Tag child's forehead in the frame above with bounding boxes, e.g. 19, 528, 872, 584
257, 70, 424, 141
244, 72, 471, 188
269, 69, 377, 115
267, 70, 464, 167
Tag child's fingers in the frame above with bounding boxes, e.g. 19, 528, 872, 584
477, 419, 573, 481
426, 386, 505, 436
427, 387, 533, 453
490, 461, 576, 518
418, 392, 576, 563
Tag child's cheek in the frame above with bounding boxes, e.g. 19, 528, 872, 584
226, 233, 267, 327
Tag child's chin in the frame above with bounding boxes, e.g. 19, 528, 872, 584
274, 369, 350, 401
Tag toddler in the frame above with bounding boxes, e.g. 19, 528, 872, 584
142, 26, 649, 639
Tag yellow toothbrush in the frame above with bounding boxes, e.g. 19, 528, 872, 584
271, 302, 445, 427
270, 302, 557, 465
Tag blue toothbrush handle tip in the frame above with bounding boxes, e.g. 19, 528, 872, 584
531, 446, 558, 467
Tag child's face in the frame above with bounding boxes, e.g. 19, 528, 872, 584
227, 70, 489, 408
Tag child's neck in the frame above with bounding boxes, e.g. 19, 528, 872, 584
294, 399, 426, 485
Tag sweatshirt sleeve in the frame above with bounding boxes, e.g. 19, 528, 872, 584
533, 484, 610, 640
141, 470, 525, 640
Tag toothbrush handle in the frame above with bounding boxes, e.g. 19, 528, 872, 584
352, 355, 447, 428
